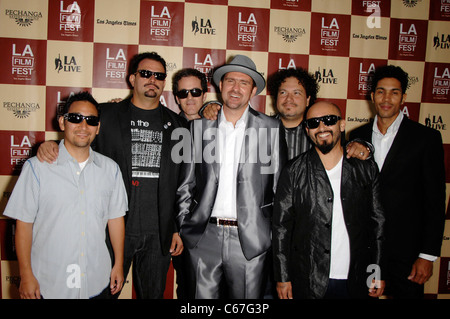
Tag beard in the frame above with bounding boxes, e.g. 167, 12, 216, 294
316, 142, 334, 154
314, 131, 340, 154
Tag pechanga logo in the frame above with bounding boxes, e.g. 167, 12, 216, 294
274, 26, 306, 43
191, 17, 216, 36
55, 54, 81, 73
433, 33, 450, 50
407, 75, 419, 91
402, 0, 420, 7
5, 9, 43, 27
3, 101, 40, 119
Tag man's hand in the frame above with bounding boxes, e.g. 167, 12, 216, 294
202, 103, 221, 121
170, 232, 184, 256
110, 263, 124, 295
368, 279, 385, 298
19, 272, 41, 299
408, 258, 433, 284
276, 281, 293, 299
346, 141, 370, 160
36, 141, 59, 163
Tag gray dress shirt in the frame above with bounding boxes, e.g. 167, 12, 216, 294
4, 141, 128, 299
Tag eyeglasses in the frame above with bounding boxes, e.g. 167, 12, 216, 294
175, 88, 203, 99
136, 69, 167, 81
305, 115, 341, 129
63, 113, 100, 126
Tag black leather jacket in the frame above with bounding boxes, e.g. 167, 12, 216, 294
272, 148, 386, 299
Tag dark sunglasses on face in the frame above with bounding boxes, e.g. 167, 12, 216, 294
175, 88, 203, 99
63, 113, 100, 126
136, 69, 167, 81
305, 115, 341, 129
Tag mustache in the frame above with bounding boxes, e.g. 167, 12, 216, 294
144, 83, 160, 90
314, 130, 333, 139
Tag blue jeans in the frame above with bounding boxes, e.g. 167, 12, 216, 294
122, 232, 171, 299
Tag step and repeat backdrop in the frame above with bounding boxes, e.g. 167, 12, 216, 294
0, 0, 449, 299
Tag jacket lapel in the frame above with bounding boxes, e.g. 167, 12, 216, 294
238, 107, 259, 174
380, 117, 408, 175
118, 101, 132, 182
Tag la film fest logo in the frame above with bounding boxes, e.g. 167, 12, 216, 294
193, 53, 215, 84
364, 1, 382, 28
358, 62, 376, 93
441, 0, 450, 15
150, 5, 172, 38
11, 43, 35, 79
105, 48, 127, 80
320, 17, 340, 49
9, 134, 34, 170
432, 66, 450, 97
5, 9, 43, 27
398, 22, 418, 54
59, 0, 82, 33
237, 11, 258, 46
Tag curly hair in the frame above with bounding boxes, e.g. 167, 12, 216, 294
371, 65, 409, 94
268, 67, 319, 105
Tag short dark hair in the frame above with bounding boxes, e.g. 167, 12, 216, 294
63, 91, 100, 116
172, 68, 208, 100
129, 51, 167, 75
371, 65, 409, 94
268, 67, 319, 105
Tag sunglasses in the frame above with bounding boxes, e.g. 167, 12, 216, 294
63, 113, 100, 126
136, 69, 167, 81
305, 115, 341, 129
175, 88, 203, 99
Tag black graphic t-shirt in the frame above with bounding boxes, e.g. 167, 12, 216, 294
127, 103, 163, 235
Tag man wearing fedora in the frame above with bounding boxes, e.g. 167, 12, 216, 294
176, 55, 288, 298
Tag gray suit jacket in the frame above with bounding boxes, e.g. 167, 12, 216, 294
176, 106, 288, 260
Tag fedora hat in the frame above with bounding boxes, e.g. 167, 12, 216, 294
213, 55, 266, 95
